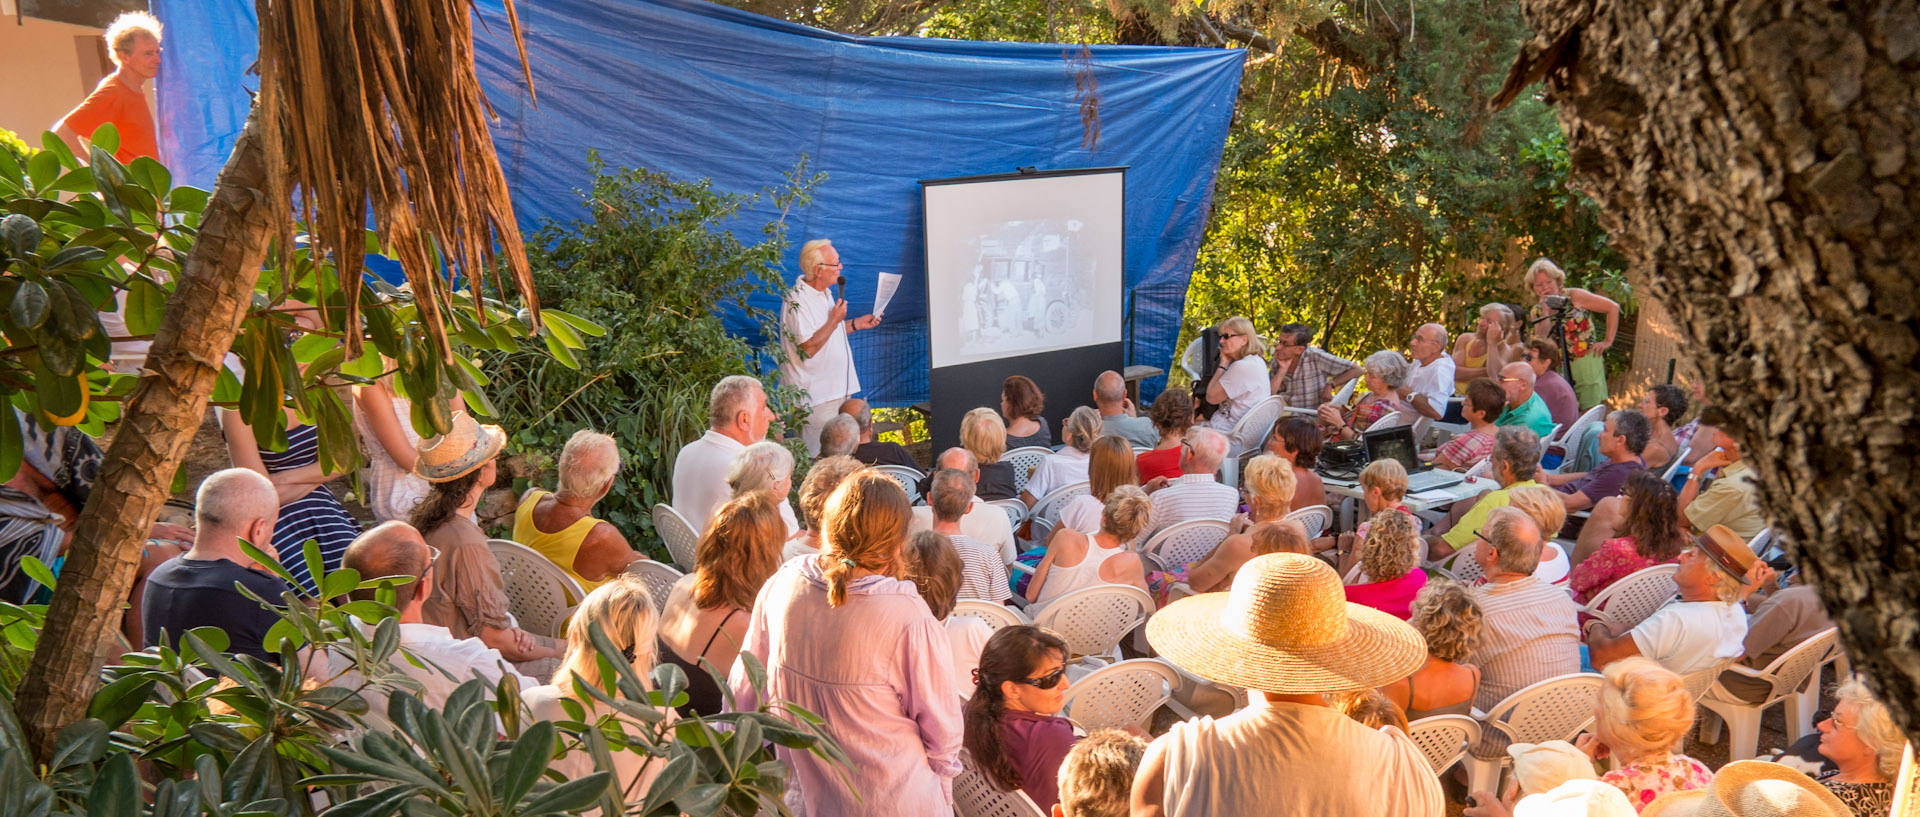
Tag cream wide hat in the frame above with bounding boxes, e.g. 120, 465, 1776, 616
1508, 741, 1599, 796
1146, 553, 1427, 694
412, 410, 506, 483
1639, 761, 1851, 817
1513, 780, 1636, 817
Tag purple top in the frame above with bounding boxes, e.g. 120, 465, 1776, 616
997, 709, 1077, 810
1344, 569, 1430, 620
1536, 370, 1580, 427
1556, 457, 1644, 503
730, 556, 962, 816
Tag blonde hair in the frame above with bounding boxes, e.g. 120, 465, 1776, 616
1359, 510, 1420, 582
1217, 316, 1269, 360
727, 441, 794, 497
1596, 657, 1695, 759
1359, 458, 1409, 502
1100, 485, 1153, 543
1086, 435, 1139, 499
1478, 302, 1514, 335
1527, 258, 1567, 292
1056, 730, 1147, 817
1506, 484, 1568, 540
556, 575, 659, 701
1835, 678, 1906, 779
1062, 406, 1102, 452
1242, 455, 1297, 520
692, 493, 786, 610
1409, 579, 1482, 663
819, 471, 911, 607
797, 456, 864, 531
106, 11, 162, 62
1249, 520, 1311, 556
961, 407, 1007, 464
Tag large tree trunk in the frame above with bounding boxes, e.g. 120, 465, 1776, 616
15, 108, 273, 760
1498, 0, 1920, 739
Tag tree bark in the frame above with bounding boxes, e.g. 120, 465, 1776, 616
15, 107, 273, 761
1497, 0, 1920, 740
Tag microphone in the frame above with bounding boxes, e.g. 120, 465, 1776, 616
836, 275, 846, 303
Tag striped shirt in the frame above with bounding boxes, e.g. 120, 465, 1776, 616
949, 534, 1012, 604
1271, 347, 1355, 409
1144, 475, 1239, 540
1469, 576, 1582, 711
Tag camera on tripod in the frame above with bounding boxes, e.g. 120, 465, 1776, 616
1542, 294, 1572, 312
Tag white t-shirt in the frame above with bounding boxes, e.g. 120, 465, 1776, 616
778, 280, 860, 408
1059, 493, 1104, 535
1629, 599, 1749, 675
1024, 447, 1091, 500
1407, 355, 1457, 404
670, 430, 747, 535
946, 616, 993, 700
910, 498, 1018, 563
1204, 356, 1272, 431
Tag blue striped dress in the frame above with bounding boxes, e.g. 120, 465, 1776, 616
260, 424, 362, 596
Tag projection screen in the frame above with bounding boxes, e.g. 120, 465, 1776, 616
921, 169, 1126, 369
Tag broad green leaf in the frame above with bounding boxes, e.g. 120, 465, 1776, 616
86, 752, 139, 817
125, 275, 166, 336
86, 674, 156, 729
0, 213, 41, 260
78, 123, 118, 158
166, 185, 210, 215
545, 308, 608, 337
25, 151, 57, 190
37, 130, 78, 168
543, 317, 585, 349
520, 772, 614, 815
48, 718, 108, 772
542, 331, 581, 370
340, 350, 385, 379
497, 720, 553, 806
127, 156, 171, 197
291, 331, 335, 365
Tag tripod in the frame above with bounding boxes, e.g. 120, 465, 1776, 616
1525, 304, 1576, 382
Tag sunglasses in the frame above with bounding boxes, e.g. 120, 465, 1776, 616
1016, 666, 1069, 690
1218, 332, 1241, 340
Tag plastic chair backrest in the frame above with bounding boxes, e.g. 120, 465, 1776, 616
952, 600, 1030, 632
1661, 454, 1687, 482
1579, 564, 1679, 632
1140, 519, 1232, 573
1539, 423, 1566, 451
1559, 404, 1609, 452
1407, 714, 1484, 775
486, 539, 586, 639
1284, 505, 1334, 539
1227, 396, 1285, 455
1484, 672, 1605, 746
1032, 481, 1091, 525
1031, 585, 1154, 660
1464, 458, 1493, 480
1180, 337, 1205, 381
624, 559, 685, 614
954, 754, 1048, 817
1680, 659, 1735, 704
1746, 628, 1841, 704
651, 503, 701, 571
873, 464, 926, 504
988, 498, 1029, 529
1747, 528, 1773, 556
1060, 658, 1180, 733
1002, 447, 1053, 495
1438, 543, 1485, 585
1367, 411, 1406, 432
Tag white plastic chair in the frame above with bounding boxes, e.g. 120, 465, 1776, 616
1220, 396, 1285, 487
952, 600, 1031, 632
1465, 673, 1605, 795
1031, 481, 1091, 528
623, 559, 684, 613
1576, 564, 1678, 632
954, 753, 1048, 817
1060, 658, 1180, 733
1179, 337, 1205, 380
1698, 628, 1842, 761
651, 503, 701, 571
1139, 519, 1231, 573
1366, 410, 1406, 432
988, 497, 1029, 529
1463, 458, 1493, 481
1407, 714, 1484, 776
1551, 404, 1609, 457
1432, 543, 1485, 584
1537, 423, 1566, 454
1332, 376, 1359, 407
1660, 453, 1687, 482
1030, 585, 1155, 665
486, 539, 586, 639
1002, 447, 1053, 496
873, 464, 926, 504
1679, 658, 1737, 705
1284, 504, 1334, 539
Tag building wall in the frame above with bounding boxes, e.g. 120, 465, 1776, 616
0, 15, 126, 142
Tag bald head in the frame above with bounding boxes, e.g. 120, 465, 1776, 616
195, 468, 279, 533
1093, 370, 1127, 410
935, 446, 979, 478
343, 522, 431, 608
1181, 427, 1229, 474
1417, 323, 1448, 344
1498, 361, 1537, 402
1484, 506, 1544, 575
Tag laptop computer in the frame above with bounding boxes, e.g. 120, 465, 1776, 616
1362, 425, 1463, 493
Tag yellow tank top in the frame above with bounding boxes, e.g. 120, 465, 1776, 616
513, 489, 608, 595
1456, 346, 1488, 392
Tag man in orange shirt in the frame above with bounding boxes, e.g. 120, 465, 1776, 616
54, 11, 163, 164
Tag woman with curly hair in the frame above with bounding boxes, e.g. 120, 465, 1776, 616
1134, 388, 1194, 483
1808, 678, 1906, 816
964, 625, 1077, 811
1379, 579, 1483, 720
1343, 509, 1429, 619
1569, 471, 1687, 604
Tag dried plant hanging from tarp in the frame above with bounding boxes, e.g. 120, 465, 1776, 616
253, 0, 539, 363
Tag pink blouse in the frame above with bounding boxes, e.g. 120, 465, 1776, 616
1569, 537, 1678, 604
1345, 569, 1430, 620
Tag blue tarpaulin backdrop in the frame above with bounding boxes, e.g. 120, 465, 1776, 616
152, 0, 1244, 406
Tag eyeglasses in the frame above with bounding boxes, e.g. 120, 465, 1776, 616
1498, 376, 1524, 383
815, 262, 843, 270
1016, 666, 1069, 690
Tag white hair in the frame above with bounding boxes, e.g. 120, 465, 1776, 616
820, 414, 860, 457
798, 239, 835, 279
195, 468, 277, 532
708, 376, 763, 430
727, 441, 795, 496
1183, 427, 1230, 471
557, 429, 620, 500
1363, 350, 1412, 391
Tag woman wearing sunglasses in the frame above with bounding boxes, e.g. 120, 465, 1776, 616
1199, 315, 1273, 431
963, 625, 1077, 812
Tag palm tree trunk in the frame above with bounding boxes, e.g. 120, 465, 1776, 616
15, 106, 273, 761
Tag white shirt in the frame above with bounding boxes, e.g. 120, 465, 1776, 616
671, 430, 747, 534
1145, 474, 1240, 540
1629, 599, 1749, 675
313, 622, 537, 730
1406, 354, 1457, 405
1059, 493, 1104, 535
946, 616, 993, 700
1203, 356, 1272, 431
779, 280, 860, 408
911, 497, 1017, 563
1024, 447, 1091, 500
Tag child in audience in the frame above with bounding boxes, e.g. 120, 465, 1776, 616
1054, 729, 1148, 817
904, 530, 991, 698
1334, 687, 1410, 732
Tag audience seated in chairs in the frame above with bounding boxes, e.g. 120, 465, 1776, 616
1003, 375, 1053, 450
1056, 729, 1148, 817
1541, 409, 1650, 517
1342, 510, 1429, 620
1198, 315, 1273, 431
1466, 507, 1581, 717
785, 455, 865, 563
141, 468, 287, 662
961, 408, 1021, 501
1585, 525, 1760, 675
964, 625, 1079, 812
1264, 416, 1328, 511
1140, 427, 1236, 541
818, 413, 860, 458
1432, 378, 1507, 472
1405, 323, 1456, 421
1675, 407, 1766, 541
840, 397, 919, 468
1522, 338, 1582, 428
1321, 457, 1413, 569
671, 375, 775, 535
727, 440, 802, 539
1718, 575, 1831, 704
1135, 388, 1194, 483
522, 575, 675, 797
1427, 427, 1544, 561
1568, 471, 1686, 603
903, 530, 990, 699
1636, 384, 1690, 473
927, 468, 1012, 604
1093, 370, 1158, 448
728, 471, 961, 817
1317, 350, 1414, 441
1058, 435, 1143, 536
1027, 487, 1153, 609
1574, 657, 1714, 808
1134, 553, 1440, 815
1493, 362, 1558, 440
1380, 579, 1483, 720
514, 428, 643, 596
1021, 406, 1103, 508
1176, 455, 1305, 596
412, 422, 563, 668
909, 447, 1018, 563
1268, 322, 1362, 410
658, 493, 785, 717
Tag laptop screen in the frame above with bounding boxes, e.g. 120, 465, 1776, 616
1363, 424, 1420, 471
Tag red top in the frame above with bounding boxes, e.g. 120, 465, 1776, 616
63, 77, 159, 164
1135, 446, 1182, 483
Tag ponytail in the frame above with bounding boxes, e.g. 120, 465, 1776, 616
818, 470, 911, 608
963, 625, 1068, 792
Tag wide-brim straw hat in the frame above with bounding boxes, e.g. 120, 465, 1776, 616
1146, 553, 1426, 694
1698, 524, 1758, 583
1640, 761, 1851, 817
413, 410, 505, 483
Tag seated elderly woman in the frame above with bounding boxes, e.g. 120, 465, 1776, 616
1172, 455, 1303, 597
727, 440, 801, 540
1020, 406, 1103, 508
657, 493, 786, 717
1057, 435, 1140, 536
1317, 350, 1415, 441
1569, 470, 1686, 603
1172, 520, 1311, 603
1264, 416, 1328, 510
783, 455, 866, 563
1321, 457, 1412, 570
1795, 678, 1906, 816
1571, 657, 1713, 808
1380, 579, 1482, 720
1027, 486, 1152, 609
1135, 388, 1195, 483
1199, 315, 1273, 431
514, 429, 642, 594
522, 575, 672, 800
1342, 510, 1428, 620
960, 407, 1019, 501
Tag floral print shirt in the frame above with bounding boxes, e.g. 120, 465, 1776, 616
1569, 537, 1680, 604
1603, 754, 1714, 812
1817, 771, 1894, 817
1531, 300, 1599, 359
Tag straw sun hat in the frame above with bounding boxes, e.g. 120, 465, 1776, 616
1639, 761, 1851, 817
1697, 524, 1758, 583
412, 411, 505, 483
1146, 553, 1426, 693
